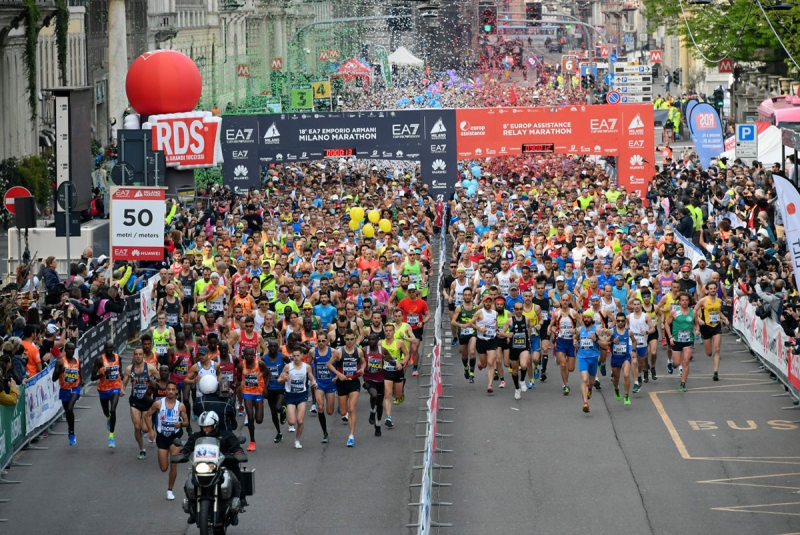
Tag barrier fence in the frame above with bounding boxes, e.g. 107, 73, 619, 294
732, 295, 800, 401
413, 219, 450, 534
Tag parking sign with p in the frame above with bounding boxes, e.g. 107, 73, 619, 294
735, 124, 758, 159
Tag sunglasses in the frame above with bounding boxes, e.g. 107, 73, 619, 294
345, 337, 356, 341
280, 290, 289, 294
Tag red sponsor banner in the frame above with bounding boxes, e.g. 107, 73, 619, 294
454, 104, 655, 199
146, 111, 222, 169
112, 246, 164, 261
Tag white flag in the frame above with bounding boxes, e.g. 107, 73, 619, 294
772, 173, 800, 291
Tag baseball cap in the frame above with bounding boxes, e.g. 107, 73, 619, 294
47, 323, 60, 334
681, 266, 691, 272
590, 294, 601, 302
615, 274, 624, 280
302, 302, 313, 309
198, 346, 210, 355
408, 283, 417, 290
555, 275, 565, 282
640, 279, 651, 287
509, 284, 519, 291
456, 266, 466, 272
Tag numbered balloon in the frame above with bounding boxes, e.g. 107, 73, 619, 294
379, 219, 392, 233
362, 223, 375, 238
368, 210, 381, 223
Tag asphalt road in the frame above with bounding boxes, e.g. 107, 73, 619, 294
435, 326, 800, 534
1, 338, 439, 535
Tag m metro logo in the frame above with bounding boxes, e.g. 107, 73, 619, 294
145, 111, 223, 169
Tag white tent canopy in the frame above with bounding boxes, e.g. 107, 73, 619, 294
388, 46, 424, 66
719, 124, 784, 167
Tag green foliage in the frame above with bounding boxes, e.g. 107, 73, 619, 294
23, 0, 41, 120
0, 155, 53, 227
55, 0, 69, 86
194, 165, 223, 191
640, 0, 785, 66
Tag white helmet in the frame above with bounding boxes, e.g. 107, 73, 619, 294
198, 375, 219, 395
198, 411, 219, 431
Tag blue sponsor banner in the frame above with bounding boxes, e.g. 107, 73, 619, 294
685, 99, 699, 132
688, 103, 724, 168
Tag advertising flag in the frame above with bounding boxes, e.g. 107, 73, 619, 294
772, 173, 800, 292
688, 103, 724, 168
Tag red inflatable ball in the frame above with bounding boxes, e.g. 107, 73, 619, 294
125, 50, 202, 116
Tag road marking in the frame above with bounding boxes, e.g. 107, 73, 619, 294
649, 392, 690, 459
711, 501, 800, 517
698, 472, 800, 491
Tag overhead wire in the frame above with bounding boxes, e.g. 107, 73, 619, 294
675, 0, 754, 63
752, 0, 800, 71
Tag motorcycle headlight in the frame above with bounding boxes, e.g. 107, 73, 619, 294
195, 462, 217, 474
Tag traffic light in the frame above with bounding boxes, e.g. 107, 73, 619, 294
525, 2, 542, 22
733, 64, 742, 81
714, 88, 724, 107
482, 6, 497, 34
672, 68, 681, 85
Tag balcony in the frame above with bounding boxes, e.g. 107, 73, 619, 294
0, 0, 57, 39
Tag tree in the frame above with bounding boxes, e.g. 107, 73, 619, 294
0, 155, 53, 229
640, 0, 789, 66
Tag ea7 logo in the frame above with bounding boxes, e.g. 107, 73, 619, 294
392, 124, 420, 137
232, 151, 248, 159
590, 118, 617, 131
225, 129, 254, 142
628, 140, 644, 148
696, 113, 717, 130
430, 144, 447, 153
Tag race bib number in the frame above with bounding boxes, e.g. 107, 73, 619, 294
484, 325, 496, 338
709, 312, 719, 324
266, 290, 275, 300
677, 330, 691, 343
184, 286, 192, 298
559, 328, 573, 339
367, 358, 382, 373
461, 327, 474, 336
407, 314, 420, 326
580, 337, 593, 350
63, 369, 79, 385
209, 301, 223, 312
613, 343, 628, 355
512, 334, 527, 349
316, 365, 331, 380
166, 313, 179, 325
635, 334, 647, 348
106, 367, 119, 381
384, 359, 397, 372
290, 379, 305, 393
244, 374, 259, 388
156, 345, 168, 355
540, 311, 549, 321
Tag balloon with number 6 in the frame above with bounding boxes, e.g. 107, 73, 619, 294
379, 219, 392, 233
368, 210, 380, 223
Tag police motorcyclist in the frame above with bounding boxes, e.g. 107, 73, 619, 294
193, 375, 238, 431
180, 411, 245, 525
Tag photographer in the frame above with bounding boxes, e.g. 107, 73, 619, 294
192, 375, 237, 432
754, 276, 785, 324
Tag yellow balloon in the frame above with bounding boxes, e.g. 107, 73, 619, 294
362, 223, 375, 238
379, 219, 392, 233
350, 207, 365, 221
349, 219, 360, 231
368, 210, 380, 223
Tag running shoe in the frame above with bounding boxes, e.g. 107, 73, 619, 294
68, 433, 76, 446
138, 450, 147, 460
247, 441, 256, 452
507, 366, 513, 374
599, 362, 607, 377
280, 405, 287, 425
651, 368, 657, 381
368, 411, 376, 426
385, 416, 394, 429
514, 389, 521, 400
487, 385, 494, 394
412, 367, 419, 377
642, 371, 649, 384
521, 382, 528, 393
375, 426, 382, 437
321, 434, 329, 444
587, 387, 592, 400
294, 441, 302, 449
342, 412, 350, 422
41, 431, 48, 438
624, 394, 631, 406
468, 373, 475, 384
563, 385, 570, 396
464, 367, 470, 380
393, 395, 404, 405
540, 371, 548, 382
533, 366, 540, 380
713, 371, 719, 381
679, 382, 687, 392
288, 425, 296, 432
192, 412, 198, 420
310, 404, 318, 414
167, 490, 175, 501
237, 405, 245, 417
614, 388, 621, 401
499, 380, 506, 389
477, 363, 484, 371
594, 379, 602, 390
274, 433, 283, 443
451, 338, 458, 346
667, 361, 674, 374
108, 437, 116, 449
632, 382, 641, 394
527, 379, 535, 390
106, 416, 111, 431
346, 437, 355, 448
661, 338, 667, 346
583, 402, 589, 413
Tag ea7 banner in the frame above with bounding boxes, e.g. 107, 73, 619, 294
688, 103, 724, 169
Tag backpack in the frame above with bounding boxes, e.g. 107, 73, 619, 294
754, 302, 771, 320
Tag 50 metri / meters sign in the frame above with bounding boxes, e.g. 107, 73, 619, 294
110, 187, 166, 261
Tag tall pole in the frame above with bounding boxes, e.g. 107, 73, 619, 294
107, 0, 128, 140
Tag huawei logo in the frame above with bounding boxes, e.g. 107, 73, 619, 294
234, 165, 248, 177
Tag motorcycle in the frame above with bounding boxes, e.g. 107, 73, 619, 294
172, 436, 254, 535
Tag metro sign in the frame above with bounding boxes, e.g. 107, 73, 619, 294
271, 57, 283, 70
649, 50, 662, 63
718, 58, 733, 73
237, 64, 250, 77
600, 46, 608, 57
144, 111, 223, 169
319, 50, 329, 61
